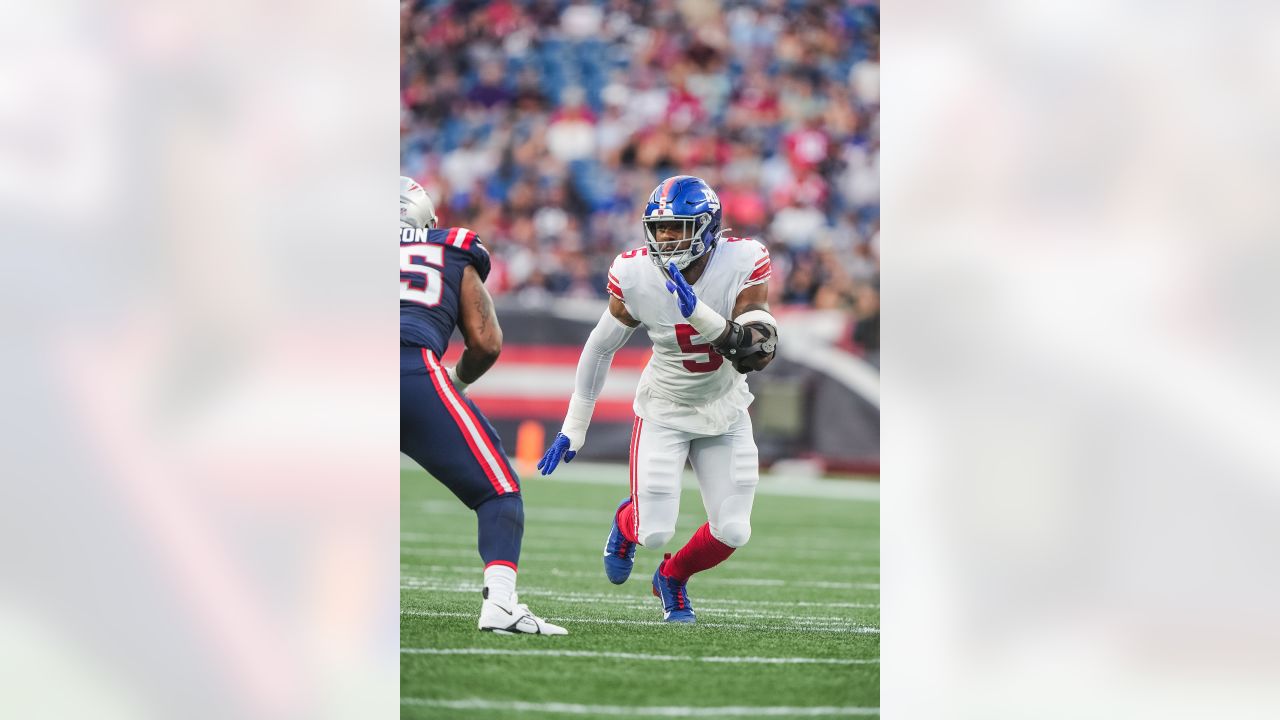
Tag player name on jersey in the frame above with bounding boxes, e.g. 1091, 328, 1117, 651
401, 227, 437, 243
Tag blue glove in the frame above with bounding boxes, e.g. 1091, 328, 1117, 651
665, 262, 698, 318
536, 432, 577, 476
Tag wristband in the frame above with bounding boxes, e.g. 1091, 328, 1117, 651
447, 366, 470, 393
686, 300, 728, 342
561, 393, 595, 451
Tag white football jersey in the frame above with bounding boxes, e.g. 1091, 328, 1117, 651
607, 237, 772, 435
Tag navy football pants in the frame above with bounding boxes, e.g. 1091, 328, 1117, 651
401, 347, 522, 567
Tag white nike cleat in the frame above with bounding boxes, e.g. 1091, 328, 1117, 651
477, 593, 568, 635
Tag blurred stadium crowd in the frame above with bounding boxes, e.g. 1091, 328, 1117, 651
401, 0, 879, 354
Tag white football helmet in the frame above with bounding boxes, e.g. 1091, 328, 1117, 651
400, 176, 438, 229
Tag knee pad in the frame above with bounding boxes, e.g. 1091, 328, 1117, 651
712, 494, 754, 547
714, 521, 752, 548
639, 529, 673, 549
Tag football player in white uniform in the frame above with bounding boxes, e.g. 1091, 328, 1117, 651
537, 175, 778, 623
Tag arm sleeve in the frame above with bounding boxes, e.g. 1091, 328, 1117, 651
560, 310, 637, 450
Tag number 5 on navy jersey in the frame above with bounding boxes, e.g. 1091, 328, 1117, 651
401, 243, 445, 307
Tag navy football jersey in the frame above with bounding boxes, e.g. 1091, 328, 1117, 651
400, 226, 492, 355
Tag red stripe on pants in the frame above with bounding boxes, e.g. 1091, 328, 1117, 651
441, 375, 519, 492
628, 417, 643, 543
422, 349, 510, 495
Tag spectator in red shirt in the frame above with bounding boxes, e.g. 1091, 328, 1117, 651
783, 117, 831, 174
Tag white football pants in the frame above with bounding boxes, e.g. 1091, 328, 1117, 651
626, 411, 760, 549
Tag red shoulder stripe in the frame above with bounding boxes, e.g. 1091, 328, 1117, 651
748, 257, 772, 280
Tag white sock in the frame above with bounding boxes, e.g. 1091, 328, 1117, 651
483, 564, 517, 606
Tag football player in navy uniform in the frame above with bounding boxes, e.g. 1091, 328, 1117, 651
400, 176, 567, 635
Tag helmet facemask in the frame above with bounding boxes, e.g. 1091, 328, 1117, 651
643, 213, 713, 271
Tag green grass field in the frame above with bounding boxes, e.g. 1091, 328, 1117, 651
401, 461, 879, 718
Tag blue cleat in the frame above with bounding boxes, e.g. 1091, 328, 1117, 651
602, 498, 637, 584
652, 553, 696, 623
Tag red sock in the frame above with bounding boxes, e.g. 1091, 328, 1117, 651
616, 502, 638, 544
663, 523, 735, 582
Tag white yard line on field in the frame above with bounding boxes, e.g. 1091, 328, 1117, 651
397, 567, 879, 591
528, 461, 880, 502
399, 580, 879, 609
536, 567, 877, 590
743, 540, 880, 555
399, 546, 880, 574
696, 577, 878, 590
402, 456, 880, 502
403, 528, 878, 546
400, 698, 880, 716
402, 647, 878, 665
402, 586, 876, 621
402, 609, 879, 634
400, 564, 492, 575
597, 605, 879, 630
400, 531, 881, 559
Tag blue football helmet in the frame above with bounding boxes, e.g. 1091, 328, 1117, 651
642, 175, 723, 271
